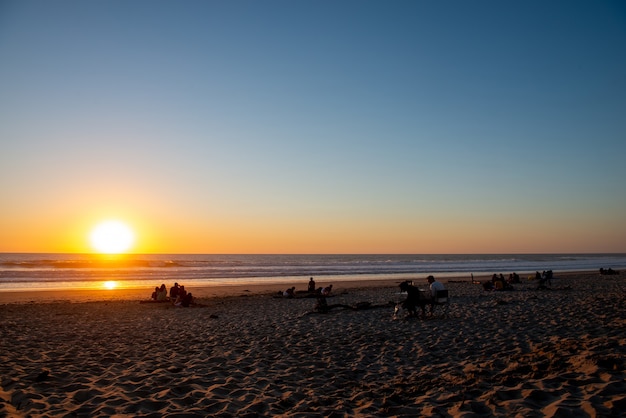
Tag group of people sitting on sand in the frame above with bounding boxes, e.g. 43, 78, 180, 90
281, 277, 333, 298
395, 275, 446, 318
535, 270, 554, 289
150, 282, 194, 307
599, 267, 620, 276
482, 270, 555, 291
482, 273, 518, 291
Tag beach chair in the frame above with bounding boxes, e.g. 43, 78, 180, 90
430, 289, 450, 318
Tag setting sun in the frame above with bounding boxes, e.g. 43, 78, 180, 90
89, 220, 135, 254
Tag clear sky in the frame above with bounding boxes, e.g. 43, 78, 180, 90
1, 0, 625, 254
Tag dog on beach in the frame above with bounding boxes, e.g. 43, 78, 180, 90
397, 280, 428, 318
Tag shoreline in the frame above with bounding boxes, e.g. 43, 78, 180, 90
0, 270, 601, 304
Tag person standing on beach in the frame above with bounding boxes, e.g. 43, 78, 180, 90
307, 277, 316, 293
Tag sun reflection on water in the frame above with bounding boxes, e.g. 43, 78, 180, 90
103, 281, 117, 290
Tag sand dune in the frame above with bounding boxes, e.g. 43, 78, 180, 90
1, 272, 625, 417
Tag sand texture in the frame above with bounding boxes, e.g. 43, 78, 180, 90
1, 272, 625, 417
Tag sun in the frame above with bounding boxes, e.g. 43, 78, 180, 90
89, 220, 135, 254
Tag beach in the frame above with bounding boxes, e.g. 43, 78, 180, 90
1, 272, 625, 417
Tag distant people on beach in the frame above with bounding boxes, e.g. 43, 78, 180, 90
146, 282, 195, 305
321, 285, 333, 296
536, 270, 553, 290
151, 284, 168, 301
307, 277, 316, 293
174, 285, 187, 304
170, 283, 180, 301
396, 276, 446, 318
314, 293, 329, 313
509, 272, 520, 284
493, 274, 505, 290
482, 273, 514, 291
599, 268, 619, 275
157, 284, 168, 301
283, 286, 296, 298
312, 284, 334, 312
177, 292, 194, 307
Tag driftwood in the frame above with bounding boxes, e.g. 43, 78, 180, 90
305, 297, 395, 315
273, 292, 331, 299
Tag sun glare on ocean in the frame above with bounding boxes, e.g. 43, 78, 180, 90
89, 220, 135, 254
103, 281, 117, 290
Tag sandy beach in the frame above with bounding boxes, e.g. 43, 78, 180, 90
1, 271, 625, 417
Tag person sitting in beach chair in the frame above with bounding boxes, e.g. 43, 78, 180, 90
428, 275, 445, 297
430, 288, 450, 317
426, 276, 449, 317
427, 276, 447, 314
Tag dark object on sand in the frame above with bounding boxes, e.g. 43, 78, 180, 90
35, 370, 49, 382
311, 295, 392, 314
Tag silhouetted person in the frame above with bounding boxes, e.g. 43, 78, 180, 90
179, 292, 193, 307
170, 282, 180, 301
321, 285, 333, 296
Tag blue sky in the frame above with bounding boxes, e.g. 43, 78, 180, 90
1, 0, 625, 253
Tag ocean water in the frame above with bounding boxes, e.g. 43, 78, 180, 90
1, 253, 625, 291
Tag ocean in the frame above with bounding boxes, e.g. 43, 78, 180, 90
1, 253, 625, 292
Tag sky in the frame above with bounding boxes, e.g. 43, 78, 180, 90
1, 0, 625, 254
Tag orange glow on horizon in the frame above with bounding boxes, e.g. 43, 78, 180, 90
0, 204, 623, 254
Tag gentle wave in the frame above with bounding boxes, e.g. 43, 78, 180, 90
1, 253, 625, 291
